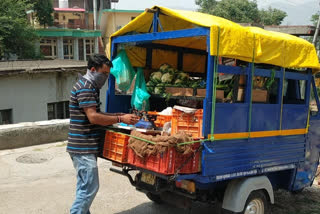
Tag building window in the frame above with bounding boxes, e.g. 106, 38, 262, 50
47, 101, 70, 120
0, 109, 13, 125
40, 39, 57, 59
86, 39, 95, 59
63, 39, 73, 59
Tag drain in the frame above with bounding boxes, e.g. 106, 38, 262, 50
16, 154, 53, 164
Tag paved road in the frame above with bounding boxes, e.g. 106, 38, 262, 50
0, 142, 217, 214
2, 141, 320, 214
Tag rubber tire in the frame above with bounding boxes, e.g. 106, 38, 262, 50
240, 190, 270, 214
146, 192, 164, 204
292, 188, 304, 194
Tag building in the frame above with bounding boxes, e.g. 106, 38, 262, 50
99, 9, 144, 58
28, 0, 113, 61
264, 25, 315, 37
28, 1, 143, 61
0, 60, 108, 124
0, 1, 143, 125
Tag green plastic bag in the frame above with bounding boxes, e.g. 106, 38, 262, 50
131, 68, 150, 111
110, 50, 135, 91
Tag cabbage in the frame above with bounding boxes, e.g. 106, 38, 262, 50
177, 72, 189, 80
161, 73, 174, 83
150, 71, 162, 83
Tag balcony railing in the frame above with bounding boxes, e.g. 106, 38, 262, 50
51, 21, 97, 30
53, 0, 84, 9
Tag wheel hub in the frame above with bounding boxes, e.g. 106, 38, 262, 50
244, 199, 264, 214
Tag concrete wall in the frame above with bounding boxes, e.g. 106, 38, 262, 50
0, 119, 69, 150
55, 12, 86, 28
0, 72, 76, 123
0, 71, 108, 123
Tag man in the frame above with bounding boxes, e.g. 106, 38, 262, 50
67, 54, 139, 214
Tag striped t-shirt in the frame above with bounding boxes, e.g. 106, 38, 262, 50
67, 75, 103, 154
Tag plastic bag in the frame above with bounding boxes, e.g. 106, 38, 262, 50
131, 68, 150, 111
110, 50, 135, 91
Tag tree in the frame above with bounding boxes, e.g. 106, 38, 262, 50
32, 0, 54, 27
259, 7, 287, 26
195, 0, 287, 25
195, 0, 218, 15
0, 0, 38, 59
311, 13, 319, 26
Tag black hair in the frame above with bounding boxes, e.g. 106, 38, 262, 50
87, 54, 113, 70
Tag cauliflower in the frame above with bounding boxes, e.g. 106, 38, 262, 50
159, 63, 171, 72
150, 71, 162, 83
146, 81, 156, 86
177, 72, 189, 81
147, 86, 154, 94
166, 67, 175, 74
154, 86, 164, 94
161, 73, 174, 83
174, 79, 183, 85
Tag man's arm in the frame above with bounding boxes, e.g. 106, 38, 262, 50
101, 112, 125, 116
84, 106, 139, 126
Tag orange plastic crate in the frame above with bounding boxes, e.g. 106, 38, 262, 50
127, 143, 201, 175
103, 131, 129, 163
148, 111, 172, 128
171, 109, 203, 138
155, 115, 172, 127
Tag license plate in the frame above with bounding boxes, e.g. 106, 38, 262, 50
141, 173, 156, 185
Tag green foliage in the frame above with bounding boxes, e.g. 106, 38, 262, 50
259, 7, 287, 25
32, 0, 54, 27
311, 13, 319, 26
195, 0, 287, 25
0, 0, 39, 59
195, 0, 218, 15
212, 0, 259, 23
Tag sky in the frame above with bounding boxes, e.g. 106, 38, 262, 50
112, 0, 319, 25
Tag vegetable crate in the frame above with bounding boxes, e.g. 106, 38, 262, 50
127, 143, 201, 175
103, 131, 129, 163
171, 109, 203, 138
148, 111, 172, 127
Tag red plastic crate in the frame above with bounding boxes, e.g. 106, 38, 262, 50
171, 109, 203, 138
103, 131, 129, 163
127, 143, 201, 175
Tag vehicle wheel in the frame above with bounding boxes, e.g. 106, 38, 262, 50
292, 188, 304, 194
146, 192, 163, 204
241, 190, 269, 214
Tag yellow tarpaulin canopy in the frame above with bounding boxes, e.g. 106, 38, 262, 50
108, 6, 320, 72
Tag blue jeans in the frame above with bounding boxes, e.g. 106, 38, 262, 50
69, 153, 99, 214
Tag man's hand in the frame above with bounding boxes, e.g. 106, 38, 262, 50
120, 114, 140, 125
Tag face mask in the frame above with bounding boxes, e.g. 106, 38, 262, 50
83, 69, 108, 89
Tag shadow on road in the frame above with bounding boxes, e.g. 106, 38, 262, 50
114, 201, 221, 214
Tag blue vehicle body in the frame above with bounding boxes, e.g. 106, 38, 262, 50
105, 10, 320, 202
